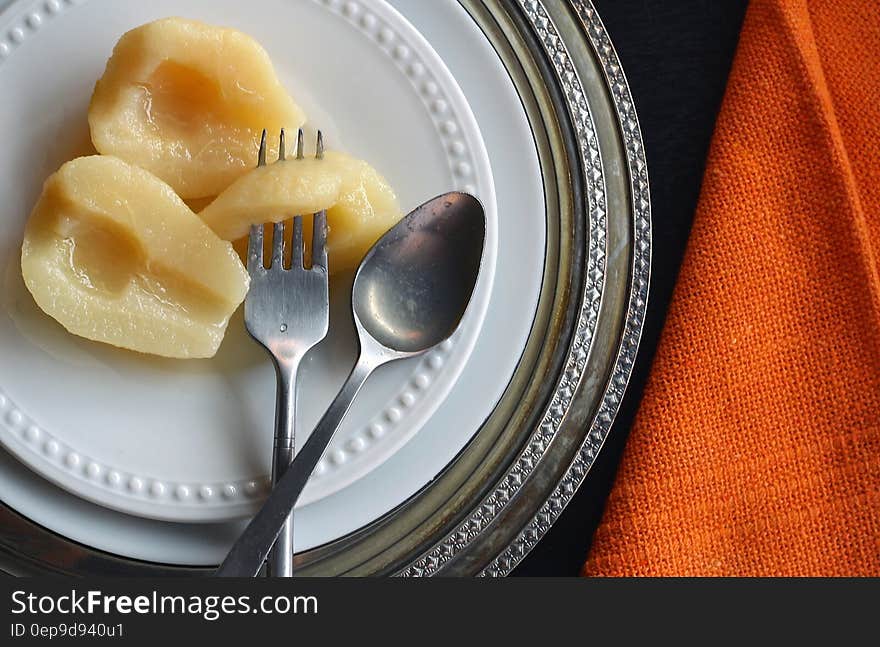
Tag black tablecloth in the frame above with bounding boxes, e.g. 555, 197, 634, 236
514, 0, 749, 576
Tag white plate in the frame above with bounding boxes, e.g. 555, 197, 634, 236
0, 0, 545, 561
0, 0, 498, 521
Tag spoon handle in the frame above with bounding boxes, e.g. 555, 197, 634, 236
217, 357, 376, 577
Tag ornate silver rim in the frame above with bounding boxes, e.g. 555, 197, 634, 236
396, 0, 651, 577
479, 1, 651, 576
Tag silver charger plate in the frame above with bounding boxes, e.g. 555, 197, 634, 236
0, 0, 650, 576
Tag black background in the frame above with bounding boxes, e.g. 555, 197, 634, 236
514, 0, 750, 576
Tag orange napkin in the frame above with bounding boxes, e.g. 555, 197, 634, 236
583, 0, 880, 576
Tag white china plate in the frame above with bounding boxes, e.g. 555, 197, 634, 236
0, 0, 545, 560
0, 0, 498, 521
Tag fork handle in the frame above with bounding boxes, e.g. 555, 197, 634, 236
217, 356, 376, 577
265, 363, 299, 578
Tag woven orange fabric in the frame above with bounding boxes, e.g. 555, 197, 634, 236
584, 0, 880, 576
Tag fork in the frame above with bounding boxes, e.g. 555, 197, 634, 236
245, 128, 329, 577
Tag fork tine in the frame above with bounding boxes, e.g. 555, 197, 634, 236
311, 210, 328, 270
271, 221, 285, 269
278, 128, 286, 162
247, 224, 264, 273
296, 128, 304, 160
258, 129, 268, 167
316, 130, 324, 160
291, 216, 304, 268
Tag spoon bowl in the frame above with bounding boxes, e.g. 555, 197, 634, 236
353, 192, 485, 353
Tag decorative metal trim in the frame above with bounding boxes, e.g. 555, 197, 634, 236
480, 0, 652, 577
399, 0, 612, 577
398, 0, 652, 577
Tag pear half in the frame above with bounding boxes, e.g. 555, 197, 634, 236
21, 156, 250, 359
200, 151, 402, 274
89, 17, 305, 199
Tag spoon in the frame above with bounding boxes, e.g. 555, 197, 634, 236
217, 191, 486, 576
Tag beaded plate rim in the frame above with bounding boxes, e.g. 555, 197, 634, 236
0, 0, 497, 521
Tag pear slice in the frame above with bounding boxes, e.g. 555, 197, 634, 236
200, 151, 402, 273
21, 156, 250, 359
88, 17, 305, 199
